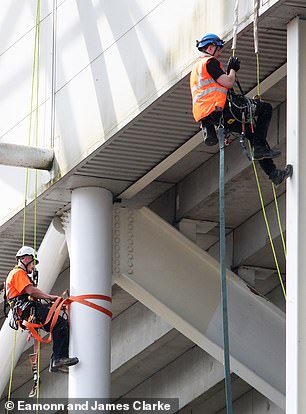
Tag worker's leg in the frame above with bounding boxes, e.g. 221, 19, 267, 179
245, 125, 292, 186
252, 100, 281, 160
34, 302, 68, 359
34, 302, 78, 369
200, 118, 218, 146
253, 100, 272, 146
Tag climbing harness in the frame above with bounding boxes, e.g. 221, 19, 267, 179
227, 91, 257, 160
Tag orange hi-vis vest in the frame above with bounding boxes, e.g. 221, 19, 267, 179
6, 266, 32, 301
190, 56, 228, 122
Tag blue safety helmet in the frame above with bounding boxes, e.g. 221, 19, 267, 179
196, 33, 225, 50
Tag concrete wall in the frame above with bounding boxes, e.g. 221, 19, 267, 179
0, 0, 277, 226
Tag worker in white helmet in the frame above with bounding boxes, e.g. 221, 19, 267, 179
5, 246, 79, 373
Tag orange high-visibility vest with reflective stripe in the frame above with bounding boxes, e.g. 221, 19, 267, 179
190, 56, 228, 122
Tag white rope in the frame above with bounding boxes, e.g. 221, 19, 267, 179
232, 0, 239, 51
253, 0, 259, 53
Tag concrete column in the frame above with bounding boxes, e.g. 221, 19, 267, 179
286, 17, 306, 414
69, 187, 112, 398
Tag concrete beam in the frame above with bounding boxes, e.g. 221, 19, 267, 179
111, 301, 172, 372
176, 103, 285, 220
247, 64, 286, 99
0, 143, 54, 170
232, 193, 285, 267
115, 207, 286, 409
125, 346, 224, 409
181, 386, 284, 414
118, 132, 203, 200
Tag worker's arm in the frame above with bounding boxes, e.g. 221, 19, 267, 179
24, 284, 59, 301
206, 57, 238, 90
216, 69, 236, 89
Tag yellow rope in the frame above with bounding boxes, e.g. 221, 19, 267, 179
249, 142, 286, 299
8, 0, 41, 406
6, 331, 17, 413
253, 37, 286, 294
34, 0, 41, 260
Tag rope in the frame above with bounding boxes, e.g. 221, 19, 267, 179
219, 127, 233, 414
51, 0, 57, 148
232, 0, 239, 54
248, 142, 286, 299
252, 0, 286, 297
33, 0, 40, 266
253, 0, 259, 54
36, 341, 41, 410
22, 0, 41, 244
7, 1, 41, 406
6, 332, 17, 414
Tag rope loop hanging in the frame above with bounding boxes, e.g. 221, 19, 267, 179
232, 0, 239, 56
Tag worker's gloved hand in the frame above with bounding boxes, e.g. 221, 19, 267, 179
227, 56, 240, 74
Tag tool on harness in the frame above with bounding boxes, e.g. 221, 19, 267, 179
8, 294, 36, 330
239, 112, 251, 161
227, 90, 257, 159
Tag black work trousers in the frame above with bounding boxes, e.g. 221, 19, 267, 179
208, 97, 276, 177
34, 302, 69, 360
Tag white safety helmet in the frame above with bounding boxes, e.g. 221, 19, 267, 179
16, 246, 39, 263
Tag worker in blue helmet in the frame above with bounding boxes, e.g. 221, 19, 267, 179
190, 33, 293, 187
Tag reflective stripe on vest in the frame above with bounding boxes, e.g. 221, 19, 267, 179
190, 56, 228, 122
191, 78, 215, 93
193, 86, 227, 104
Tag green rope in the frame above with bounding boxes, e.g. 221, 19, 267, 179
219, 127, 233, 414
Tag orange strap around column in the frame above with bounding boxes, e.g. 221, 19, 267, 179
23, 294, 112, 343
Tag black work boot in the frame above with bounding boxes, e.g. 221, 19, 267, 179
201, 121, 218, 146
253, 146, 281, 160
52, 356, 79, 369
49, 358, 69, 373
269, 164, 293, 187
